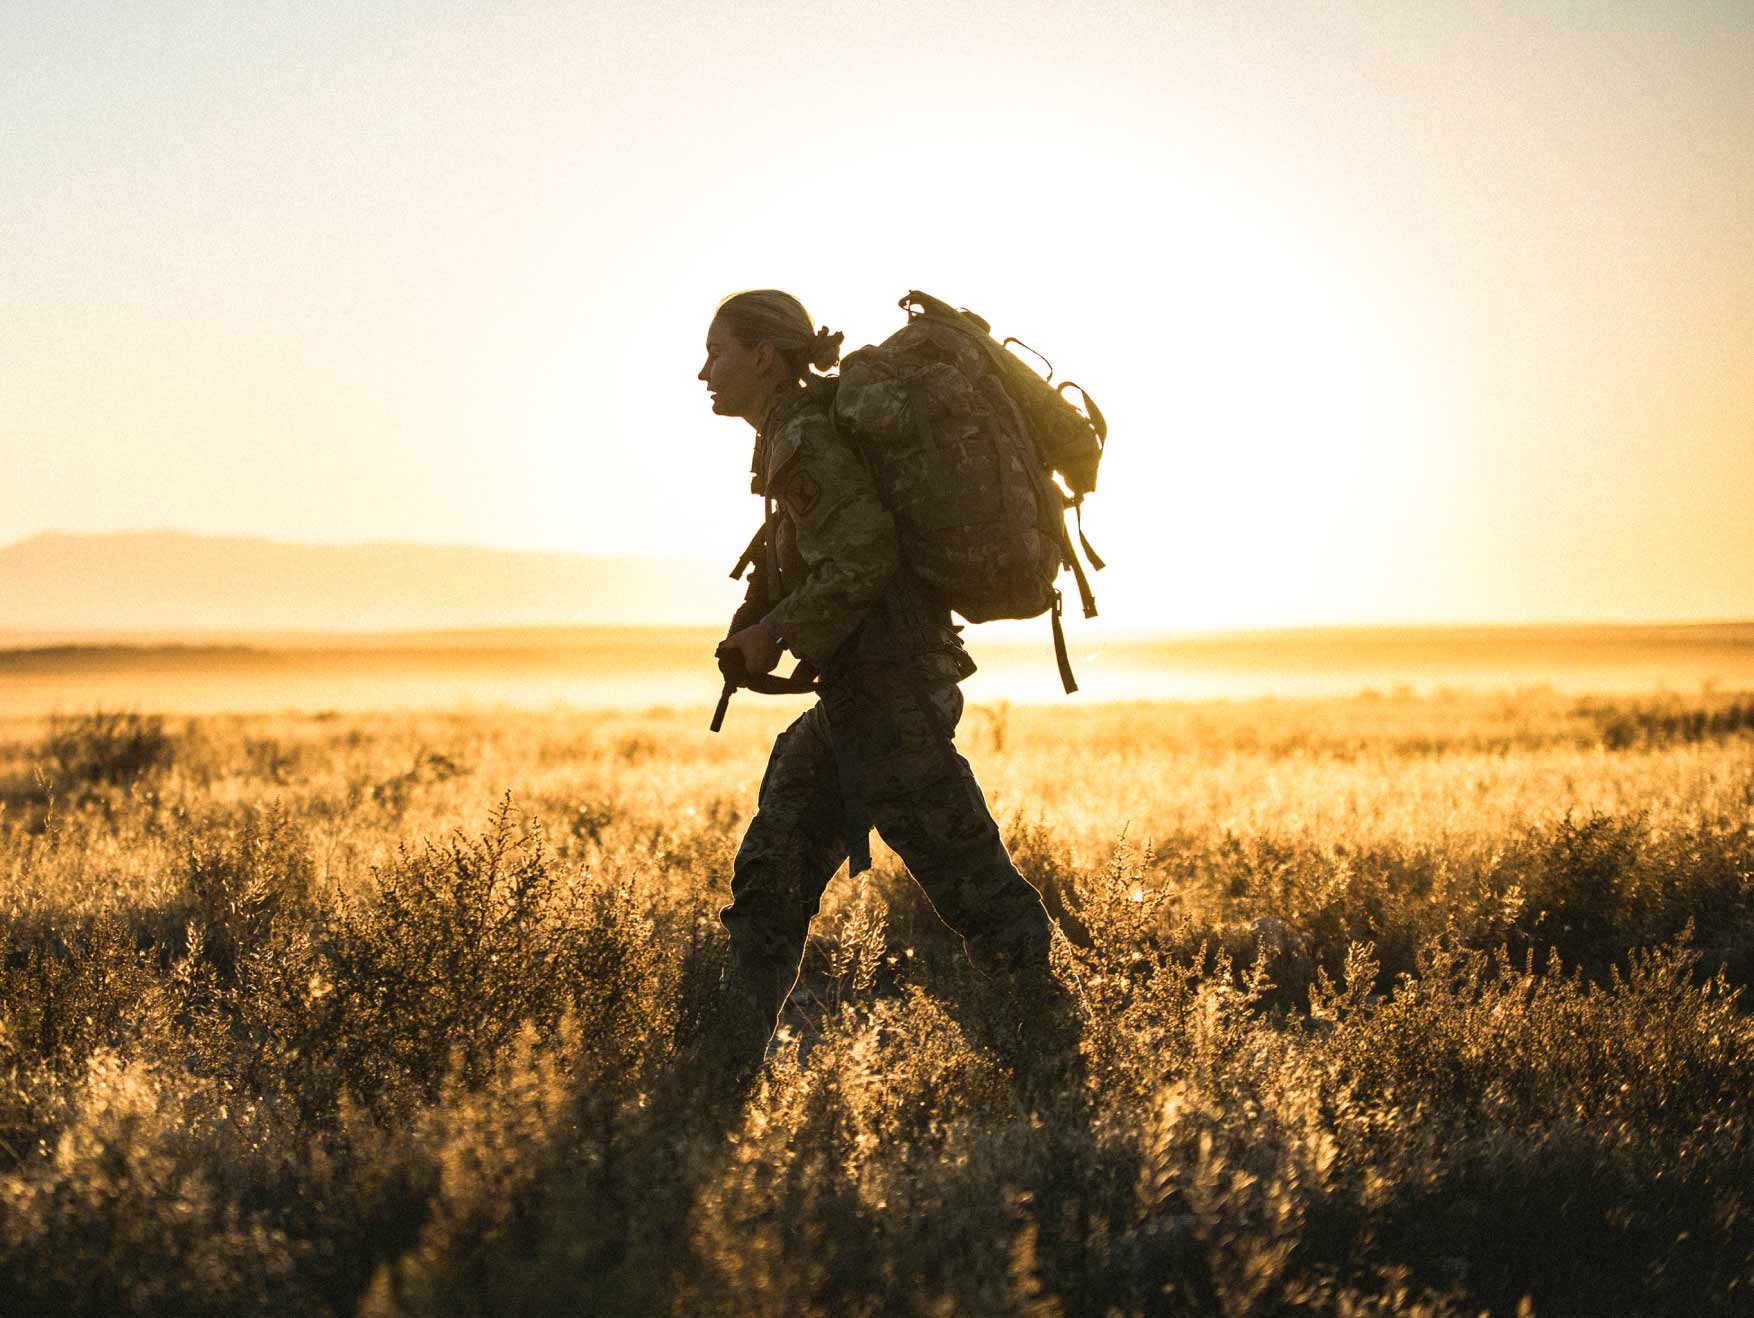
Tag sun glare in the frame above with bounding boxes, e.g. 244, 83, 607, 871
830, 141, 1392, 631
538, 134, 1407, 633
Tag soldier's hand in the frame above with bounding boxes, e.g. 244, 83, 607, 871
719, 621, 782, 677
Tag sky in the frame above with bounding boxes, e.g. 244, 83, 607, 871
4, 0, 1751, 632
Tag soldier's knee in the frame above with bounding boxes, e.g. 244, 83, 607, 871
732, 809, 794, 873
958, 859, 1049, 915
725, 840, 814, 934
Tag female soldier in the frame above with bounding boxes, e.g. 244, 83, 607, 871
700, 289, 1069, 1084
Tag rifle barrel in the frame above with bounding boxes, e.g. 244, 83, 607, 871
709, 680, 735, 733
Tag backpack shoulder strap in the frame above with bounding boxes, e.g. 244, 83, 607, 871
728, 523, 765, 581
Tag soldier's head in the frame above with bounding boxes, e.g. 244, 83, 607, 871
700, 290, 843, 426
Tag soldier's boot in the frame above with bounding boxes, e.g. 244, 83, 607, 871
690, 946, 796, 1101
958, 925, 1087, 1107
997, 958, 1087, 1099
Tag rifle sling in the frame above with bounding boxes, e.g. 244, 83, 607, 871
825, 702, 874, 877
738, 665, 820, 696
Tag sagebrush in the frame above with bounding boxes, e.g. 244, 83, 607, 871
1, 691, 1751, 1315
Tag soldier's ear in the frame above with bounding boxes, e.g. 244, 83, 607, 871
753, 341, 780, 377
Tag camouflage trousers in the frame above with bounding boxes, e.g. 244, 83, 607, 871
717, 671, 1053, 1065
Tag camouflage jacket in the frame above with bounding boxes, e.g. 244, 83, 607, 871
731, 383, 974, 685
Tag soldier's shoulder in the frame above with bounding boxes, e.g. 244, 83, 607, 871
765, 389, 843, 477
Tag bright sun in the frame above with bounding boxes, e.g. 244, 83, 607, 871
547, 133, 1407, 634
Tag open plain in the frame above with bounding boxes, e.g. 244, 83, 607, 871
2, 664, 1752, 1313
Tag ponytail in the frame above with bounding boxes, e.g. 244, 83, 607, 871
715, 289, 843, 382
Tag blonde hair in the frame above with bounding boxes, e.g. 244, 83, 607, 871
714, 289, 844, 381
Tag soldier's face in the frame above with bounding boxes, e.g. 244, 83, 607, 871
699, 316, 774, 424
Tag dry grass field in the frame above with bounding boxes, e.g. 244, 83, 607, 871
2, 688, 1753, 1314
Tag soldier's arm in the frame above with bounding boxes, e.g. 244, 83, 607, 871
761, 429, 898, 667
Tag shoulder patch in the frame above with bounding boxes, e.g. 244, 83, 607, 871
763, 423, 805, 485
784, 470, 822, 517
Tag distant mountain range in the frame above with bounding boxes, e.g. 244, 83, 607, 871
0, 531, 735, 635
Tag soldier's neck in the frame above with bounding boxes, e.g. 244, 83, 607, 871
754, 380, 805, 437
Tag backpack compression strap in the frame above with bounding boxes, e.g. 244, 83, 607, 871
1072, 500, 1106, 571
1051, 592, 1077, 695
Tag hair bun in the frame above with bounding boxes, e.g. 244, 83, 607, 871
809, 326, 844, 372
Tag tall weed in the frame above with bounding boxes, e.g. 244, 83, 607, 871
1, 695, 1751, 1313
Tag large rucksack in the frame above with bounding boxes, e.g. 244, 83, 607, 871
832, 291, 1108, 692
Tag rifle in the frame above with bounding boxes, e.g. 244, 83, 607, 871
712, 522, 821, 730
707, 645, 821, 733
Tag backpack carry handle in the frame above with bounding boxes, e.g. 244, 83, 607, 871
1057, 381, 1107, 444
900, 290, 991, 335
900, 290, 956, 321
1001, 336, 1054, 383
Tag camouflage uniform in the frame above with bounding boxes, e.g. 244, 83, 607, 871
717, 382, 1055, 1066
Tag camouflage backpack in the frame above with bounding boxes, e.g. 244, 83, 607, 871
832, 290, 1108, 692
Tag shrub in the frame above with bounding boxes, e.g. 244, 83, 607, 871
182, 804, 317, 982
0, 1052, 313, 1317
298, 798, 580, 1115
0, 916, 179, 1173
3, 698, 1752, 1313
40, 712, 175, 792
1589, 696, 1754, 750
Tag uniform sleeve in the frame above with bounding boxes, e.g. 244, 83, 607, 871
761, 423, 898, 666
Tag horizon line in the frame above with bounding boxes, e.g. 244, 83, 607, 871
4, 617, 1753, 651
1, 526, 718, 564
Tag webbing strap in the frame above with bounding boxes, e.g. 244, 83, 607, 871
824, 700, 874, 877
906, 376, 937, 454
729, 524, 765, 580
762, 495, 783, 604
905, 374, 958, 509
1068, 551, 1097, 620
1057, 381, 1108, 445
1051, 594, 1077, 694
1061, 511, 1098, 620
738, 664, 820, 696
1074, 503, 1106, 572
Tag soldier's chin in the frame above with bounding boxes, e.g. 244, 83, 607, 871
709, 393, 733, 415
